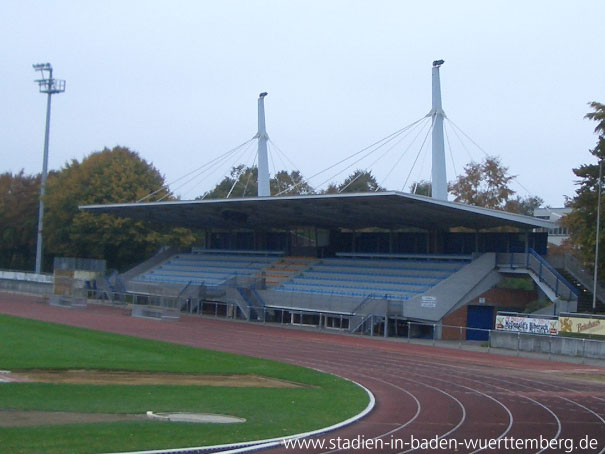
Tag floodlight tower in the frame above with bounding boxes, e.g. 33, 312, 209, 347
430, 59, 448, 201
33, 63, 65, 273
594, 159, 603, 313
256, 92, 271, 197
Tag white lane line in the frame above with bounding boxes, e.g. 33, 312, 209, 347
318, 373, 422, 454
559, 397, 605, 454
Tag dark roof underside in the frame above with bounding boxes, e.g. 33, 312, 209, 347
80, 192, 554, 231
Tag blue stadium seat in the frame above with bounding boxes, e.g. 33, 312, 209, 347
274, 255, 469, 300
134, 253, 277, 287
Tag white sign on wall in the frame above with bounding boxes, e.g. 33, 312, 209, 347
420, 296, 437, 308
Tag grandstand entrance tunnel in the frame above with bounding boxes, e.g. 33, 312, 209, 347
80, 192, 573, 340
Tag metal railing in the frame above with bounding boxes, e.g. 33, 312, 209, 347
527, 249, 578, 301
548, 253, 605, 304
496, 250, 579, 301
79, 292, 605, 360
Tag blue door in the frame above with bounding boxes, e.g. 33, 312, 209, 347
466, 305, 493, 341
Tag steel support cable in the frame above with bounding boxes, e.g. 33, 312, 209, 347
446, 118, 534, 196
220, 136, 262, 199
169, 140, 254, 200
267, 140, 307, 193
241, 138, 261, 196
241, 154, 257, 197
414, 132, 432, 189
270, 143, 294, 181
378, 117, 432, 190
136, 137, 256, 202
138, 137, 255, 202
403, 125, 432, 192
402, 121, 434, 191
268, 138, 301, 174
446, 118, 491, 157
311, 117, 428, 193
510, 176, 534, 197
268, 142, 278, 183
268, 141, 300, 194
339, 117, 430, 193
213, 139, 258, 199
445, 118, 475, 162
226, 168, 245, 199
166, 139, 256, 201
159, 148, 244, 201
274, 116, 427, 196
443, 121, 458, 177
314, 127, 412, 192
270, 141, 298, 183
269, 140, 316, 194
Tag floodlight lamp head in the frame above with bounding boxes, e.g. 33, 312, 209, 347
259, 92, 268, 98
432, 59, 445, 67
33, 63, 52, 71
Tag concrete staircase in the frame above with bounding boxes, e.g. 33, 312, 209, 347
557, 268, 604, 313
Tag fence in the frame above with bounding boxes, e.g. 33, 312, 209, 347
395, 321, 605, 361
84, 288, 605, 360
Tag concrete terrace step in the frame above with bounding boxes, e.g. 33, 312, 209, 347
316, 262, 464, 272
274, 286, 411, 301
294, 275, 437, 288
280, 280, 426, 294
299, 272, 443, 285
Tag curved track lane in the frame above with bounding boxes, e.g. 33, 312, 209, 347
1, 294, 605, 454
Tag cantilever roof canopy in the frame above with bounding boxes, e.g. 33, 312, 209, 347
80, 192, 555, 231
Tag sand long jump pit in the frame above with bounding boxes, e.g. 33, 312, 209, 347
0, 369, 302, 427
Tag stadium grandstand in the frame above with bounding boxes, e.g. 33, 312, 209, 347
80, 61, 583, 339
82, 191, 577, 339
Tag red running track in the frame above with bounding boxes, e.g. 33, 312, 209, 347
1, 293, 605, 454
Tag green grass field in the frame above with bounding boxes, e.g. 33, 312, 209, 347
0, 315, 368, 454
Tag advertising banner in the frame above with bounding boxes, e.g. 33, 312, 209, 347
559, 316, 605, 336
495, 315, 559, 335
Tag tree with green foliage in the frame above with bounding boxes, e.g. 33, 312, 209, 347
44, 146, 195, 270
409, 180, 432, 197
202, 166, 313, 199
562, 102, 605, 277
448, 156, 543, 215
504, 195, 544, 216
324, 169, 384, 194
272, 170, 314, 196
0, 171, 41, 270
448, 156, 515, 209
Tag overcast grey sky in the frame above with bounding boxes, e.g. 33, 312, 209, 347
2, 0, 603, 206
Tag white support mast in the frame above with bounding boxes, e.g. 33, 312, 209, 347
430, 60, 448, 200
256, 92, 270, 197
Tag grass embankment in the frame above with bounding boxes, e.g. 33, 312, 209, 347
0, 315, 368, 454
559, 331, 605, 341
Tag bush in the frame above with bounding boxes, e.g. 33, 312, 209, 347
523, 299, 551, 313
497, 277, 534, 291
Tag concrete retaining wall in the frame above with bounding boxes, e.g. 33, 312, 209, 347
490, 330, 605, 359
0, 270, 52, 283
0, 273, 53, 295
0, 280, 52, 295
